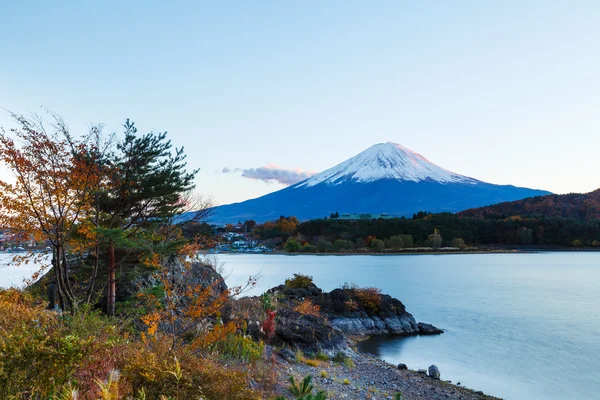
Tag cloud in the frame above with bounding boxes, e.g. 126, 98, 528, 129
222, 163, 317, 186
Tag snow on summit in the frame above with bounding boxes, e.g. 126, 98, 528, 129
297, 142, 477, 187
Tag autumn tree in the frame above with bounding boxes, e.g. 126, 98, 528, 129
0, 114, 100, 311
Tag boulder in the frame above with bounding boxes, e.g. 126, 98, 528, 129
428, 365, 440, 379
397, 363, 408, 370
418, 322, 444, 335
274, 308, 345, 352
418, 369, 428, 375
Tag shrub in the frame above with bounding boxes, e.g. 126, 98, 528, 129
399, 234, 414, 248
370, 239, 385, 252
355, 287, 382, 313
451, 238, 466, 249
210, 333, 265, 363
261, 310, 277, 340
316, 239, 334, 253
294, 299, 321, 317
355, 238, 366, 249
299, 243, 316, 253
305, 359, 320, 367
332, 352, 355, 368
260, 292, 276, 311
285, 237, 301, 253
285, 273, 314, 289
385, 236, 404, 249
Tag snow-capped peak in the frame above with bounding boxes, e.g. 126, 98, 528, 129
296, 142, 477, 187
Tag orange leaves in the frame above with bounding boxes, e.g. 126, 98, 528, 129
141, 311, 161, 336
294, 299, 321, 317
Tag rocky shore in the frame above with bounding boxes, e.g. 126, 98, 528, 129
271, 348, 501, 400
226, 274, 499, 399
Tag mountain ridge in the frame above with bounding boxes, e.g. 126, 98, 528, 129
205, 142, 551, 223
459, 189, 600, 222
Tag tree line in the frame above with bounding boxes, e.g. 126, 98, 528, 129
250, 212, 600, 251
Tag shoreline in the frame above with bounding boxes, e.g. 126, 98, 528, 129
217, 247, 600, 256
273, 346, 502, 400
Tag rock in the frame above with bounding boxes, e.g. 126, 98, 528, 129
417, 322, 444, 335
418, 369, 428, 374
274, 309, 346, 352
278, 347, 296, 362
428, 365, 440, 379
397, 363, 408, 370
267, 283, 322, 299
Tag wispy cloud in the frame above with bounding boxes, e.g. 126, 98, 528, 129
222, 163, 317, 186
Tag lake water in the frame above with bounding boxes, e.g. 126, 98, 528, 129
220, 253, 600, 400
2, 252, 599, 399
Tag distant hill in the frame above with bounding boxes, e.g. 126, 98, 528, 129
459, 189, 600, 222
205, 142, 550, 224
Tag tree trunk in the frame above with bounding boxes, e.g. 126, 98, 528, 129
107, 240, 116, 316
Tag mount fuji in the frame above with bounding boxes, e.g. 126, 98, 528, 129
208, 142, 550, 223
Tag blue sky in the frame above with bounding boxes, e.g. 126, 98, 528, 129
1, 1, 599, 205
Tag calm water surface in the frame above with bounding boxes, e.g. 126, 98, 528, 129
221, 253, 600, 400
2, 252, 599, 399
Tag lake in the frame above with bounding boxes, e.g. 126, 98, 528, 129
2, 252, 599, 399
221, 253, 600, 400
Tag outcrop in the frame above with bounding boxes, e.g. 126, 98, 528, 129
266, 281, 443, 350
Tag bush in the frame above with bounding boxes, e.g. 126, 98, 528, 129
294, 299, 321, 317
284, 237, 301, 253
399, 234, 414, 248
285, 273, 314, 289
355, 287, 382, 313
355, 238, 366, 249
210, 333, 265, 363
451, 238, 466, 249
299, 243, 316, 253
370, 239, 385, 252
385, 236, 404, 249
316, 239, 334, 253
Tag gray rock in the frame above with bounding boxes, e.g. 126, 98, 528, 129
397, 363, 408, 370
428, 364, 440, 379
418, 322, 444, 335
418, 369, 428, 374
275, 309, 346, 352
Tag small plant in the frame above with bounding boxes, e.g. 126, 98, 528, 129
96, 370, 120, 400
260, 292, 276, 311
316, 352, 329, 361
261, 309, 277, 340
210, 334, 264, 362
355, 287, 382, 313
332, 352, 355, 368
305, 359, 320, 367
285, 274, 314, 289
295, 349, 307, 363
343, 378, 350, 385
394, 393, 404, 400
320, 370, 328, 378
288, 375, 328, 399
294, 299, 321, 317
289, 375, 314, 396
344, 298, 359, 311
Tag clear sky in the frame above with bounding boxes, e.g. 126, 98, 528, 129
1, 1, 599, 205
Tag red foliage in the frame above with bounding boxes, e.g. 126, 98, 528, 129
261, 310, 276, 339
